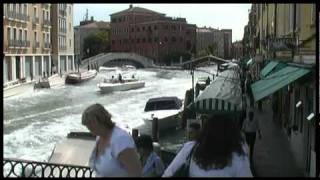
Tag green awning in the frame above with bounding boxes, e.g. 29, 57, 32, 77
188, 65, 243, 114
251, 66, 311, 102
260, 61, 286, 78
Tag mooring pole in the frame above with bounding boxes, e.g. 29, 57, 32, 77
152, 117, 159, 142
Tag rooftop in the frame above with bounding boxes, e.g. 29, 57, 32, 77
110, 5, 165, 16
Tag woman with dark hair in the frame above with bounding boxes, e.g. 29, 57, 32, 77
135, 134, 165, 177
162, 113, 252, 177
82, 103, 142, 177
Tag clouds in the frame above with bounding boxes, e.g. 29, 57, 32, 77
73, 3, 251, 41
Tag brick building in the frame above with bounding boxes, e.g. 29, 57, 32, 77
110, 5, 196, 65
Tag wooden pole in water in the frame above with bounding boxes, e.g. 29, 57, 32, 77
132, 129, 139, 140
152, 117, 159, 142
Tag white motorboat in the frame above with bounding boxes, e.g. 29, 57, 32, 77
121, 65, 136, 71
97, 76, 145, 93
98, 66, 119, 73
34, 74, 65, 89
143, 96, 183, 132
4, 79, 35, 98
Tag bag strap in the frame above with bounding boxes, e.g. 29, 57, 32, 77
185, 143, 197, 167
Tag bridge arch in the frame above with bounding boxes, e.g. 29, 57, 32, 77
80, 52, 155, 69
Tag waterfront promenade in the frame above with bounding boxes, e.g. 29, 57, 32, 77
252, 101, 304, 177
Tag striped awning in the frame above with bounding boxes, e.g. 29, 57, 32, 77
188, 65, 243, 114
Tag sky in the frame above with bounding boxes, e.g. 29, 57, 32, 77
73, 3, 251, 42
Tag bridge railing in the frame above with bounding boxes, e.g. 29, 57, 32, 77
3, 158, 94, 178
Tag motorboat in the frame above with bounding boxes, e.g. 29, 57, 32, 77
65, 70, 97, 84
34, 74, 65, 89
121, 65, 136, 71
4, 79, 35, 98
97, 75, 145, 93
143, 96, 183, 132
98, 66, 119, 73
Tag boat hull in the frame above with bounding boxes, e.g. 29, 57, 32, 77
143, 111, 180, 132
98, 81, 145, 93
4, 81, 34, 98
65, 71, 97, 84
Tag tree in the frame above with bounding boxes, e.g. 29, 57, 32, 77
197, 42, 218, 57
83, 31, 110, 59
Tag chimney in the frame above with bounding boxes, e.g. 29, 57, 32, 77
129, 4, 133, 9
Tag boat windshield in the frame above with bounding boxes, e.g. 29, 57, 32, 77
144, 100, 181, 112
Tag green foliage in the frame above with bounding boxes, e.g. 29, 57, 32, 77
83, 31, 110, 58
197, 42, 218, 57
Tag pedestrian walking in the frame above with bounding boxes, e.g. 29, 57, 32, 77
135, 134, 165, 177
162, 113, 252, 177
242, 110, 262, 165
82, 103, 142, 177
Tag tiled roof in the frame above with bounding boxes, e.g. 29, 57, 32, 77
81, 21, 110, 29
110, 6, 164, 16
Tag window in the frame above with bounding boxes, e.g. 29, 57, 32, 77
164, 37, 168, 42
112, 40, 115, 45
154, 37, 158, 42
142, 38, 146, 43
24, 30, 27, 41
13, 28, 16, 41
137, 38, 140, 43
34, 31, 37, 42
311, 5, 315, 25
288, 4, 294, 33
47, 34, 50, 43
24, 4, 27, 15
43, 33, 45, 43
43, 10, 45, 20
142, 26, 145, 31
148, 38, 152, 43
137, 27, 140, 32
131, 27, 134, 32
33, 7, 37, 18
154, 25, 157, 30
171, 37, 176, 42
7, 27, 11, 42
70, 39, 71, 47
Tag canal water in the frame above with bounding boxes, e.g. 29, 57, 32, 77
3, 66, 216, 162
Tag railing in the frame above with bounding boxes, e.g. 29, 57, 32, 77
44, 42, 51, 49
59, 10, 66, 17
33, 42, 40, 48
43, 19, 51, 26
8, 40, 30, 48
59, 28, 67, 33
3, 158, 94, 178
7, 11, 29, 22
32, 17, 39, 24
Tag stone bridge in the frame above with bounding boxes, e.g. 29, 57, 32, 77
80, 52, 155, 69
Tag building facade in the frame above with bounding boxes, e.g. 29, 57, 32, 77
221, 29, 232, 59
110, 5, 196, 65
74, 20, 111, 62
196, 27, 216, 56
3, 4, 52, 84
3, 3, 75, 86
50, 3, 75, 75
231, 40, 243, 60
243, 3, 316, 177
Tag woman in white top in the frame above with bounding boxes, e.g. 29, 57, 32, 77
82, 104, 142, 177
242, 110, 262, 163
163, 113, 252, 177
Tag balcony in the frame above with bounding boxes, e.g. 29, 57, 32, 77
44, 42, 51, 49
59, 28, 67, 34
43, 19, 51, 26
60, 46, 67, 50
32, 17, 39, 24
33, 42, 40, 48
59, 10, 66, 17
6, 11, 29, 22
8, 40, 30, 48
42, 4, 50, 9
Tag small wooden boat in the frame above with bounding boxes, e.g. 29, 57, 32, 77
65, 70, 97, 84
34, 74, 65, 89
